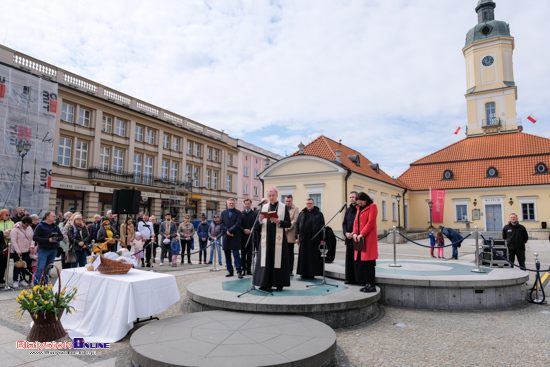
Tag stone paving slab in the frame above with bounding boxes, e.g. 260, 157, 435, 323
130, 311, 336, 367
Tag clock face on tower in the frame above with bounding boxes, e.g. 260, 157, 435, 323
482, 55, 494, 66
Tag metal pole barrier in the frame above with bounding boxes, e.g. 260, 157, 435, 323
471, 226, 486, 273
210, 238, 220, 272
534, 253, 541, 302
388, 226, 401, 268
3, 241, 13, 290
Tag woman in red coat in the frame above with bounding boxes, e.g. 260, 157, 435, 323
352, 192, 378, 293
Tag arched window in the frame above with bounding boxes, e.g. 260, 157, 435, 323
442, 170, 454, 181
486, 167, 498, 178
535, 162, 548, 175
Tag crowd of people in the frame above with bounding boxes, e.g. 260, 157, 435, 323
0, 195, 530, 291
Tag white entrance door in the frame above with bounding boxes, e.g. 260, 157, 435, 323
485, 204, 502, 231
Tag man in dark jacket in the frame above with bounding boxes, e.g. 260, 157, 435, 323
220, 198, 243, 278
342, 191, 358, 284
12, 207, 25, 223
240, 199, 259, 276
33, 211, 63, 285
502, 213, 529, 269
295, 198, 325, 278
441, 226, 464, 260
197, 217, 210, 264
90, 214, 102, 242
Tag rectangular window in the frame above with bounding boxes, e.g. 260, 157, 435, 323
392, 202, 397, 221
102, 115, 112, 133
243, 184, 248, 194
382, 200, 387, 220
144, 156, 153, 185
146, 129, 155, 144
213, 171, 218, 190
74, 140, 88, 169
115, 119, 126, 137
163, 134, 170, 149
57, 137, 72, 166
213, 150, 219, 162
186, 165, 191, 182
187, 141, 192, 155
161, 160, 168, 180
135, 126, 143, 141
195, 144, 200, 157
78, 108, 90, 127
310, 194, 322, 210
133, 154, 142, 184
171, 162, 178, 182
254, 186, 258, 196
207, 148, 212, 160
61, 103, 74, 123
226, 174, 231, 192
254, 169, 259, 179
100, 146, 110, 171
193, 167, 200, 187
113, 149, 124, 174
206, 170, 211, 189
227, 154, 232, 166
522, 203, 536, 221
456, 205, 468, 222
172, 137, 179, 152
244, 166, 249, 176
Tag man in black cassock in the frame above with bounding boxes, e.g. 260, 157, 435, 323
342, 191, 358, 284
295, 198, 325, 278
252, 188, 291, 291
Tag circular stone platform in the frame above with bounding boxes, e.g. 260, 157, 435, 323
325, 260, 529, 310
186, 276, 379, 328
130, 311, 337, 367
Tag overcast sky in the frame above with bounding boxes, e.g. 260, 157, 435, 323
3, 0, 549, 177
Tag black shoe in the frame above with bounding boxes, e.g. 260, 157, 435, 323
247, 271, 253, 275
226, 273, 234, 277
276, 287, 283, 291
207, 261, 212, 264
259, 287, 272, 291
289, 272, 294, 276
238, 273, 243, 279
344, 281, 351, 284
362, 285, 377, 293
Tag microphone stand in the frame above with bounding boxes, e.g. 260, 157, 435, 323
305, 204, 346, 292
239, 206, 273, 297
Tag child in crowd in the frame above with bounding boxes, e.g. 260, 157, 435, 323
435, 228, 445, 259
131, 232, 145, 267
171, 235, 181, 267
29, 245, 38, 284
428, 228, 436, 258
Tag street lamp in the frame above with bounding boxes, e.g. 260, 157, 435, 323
428, 200, 434, 230
16, 140, 32, 207
396, 193, 401, 229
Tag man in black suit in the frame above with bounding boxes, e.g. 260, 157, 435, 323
220, 198, 243, 278
240, 199, 258, 276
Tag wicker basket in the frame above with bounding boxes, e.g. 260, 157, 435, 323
27, 264, 67, 342
93, 239, 134, 275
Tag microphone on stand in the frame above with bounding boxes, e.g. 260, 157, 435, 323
338, 202, 347, 213
258, 199, 267, 206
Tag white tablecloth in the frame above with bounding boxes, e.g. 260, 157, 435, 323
55, 268, 180, 342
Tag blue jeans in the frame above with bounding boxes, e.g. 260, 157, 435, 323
452, 245, 459, 259
71, 250, 88, 268
224, 249, 242, 275
34, 248, 58, 285
209, 239, 222, 264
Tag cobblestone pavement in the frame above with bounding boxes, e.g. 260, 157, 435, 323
0, 236, 548, 366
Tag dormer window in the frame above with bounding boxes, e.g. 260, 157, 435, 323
347, 154, 360, 167
486, 166, 498, 178
442, 170, 454, 181
535, 162, 548, 175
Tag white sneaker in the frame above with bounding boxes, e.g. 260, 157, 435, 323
20, 280, 28, 287
159, 262, 164, 266
13, 281, 19, 288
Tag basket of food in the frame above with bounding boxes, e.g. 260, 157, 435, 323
92, 239, 135, 275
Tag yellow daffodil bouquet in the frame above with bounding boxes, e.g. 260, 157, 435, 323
16, 284, 78, 321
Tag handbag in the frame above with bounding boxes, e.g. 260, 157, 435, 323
353, 237, 366, 252
66, 249, 77, 263
14, 259, 26, 268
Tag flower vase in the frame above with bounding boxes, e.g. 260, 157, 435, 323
27, 310, 67, 342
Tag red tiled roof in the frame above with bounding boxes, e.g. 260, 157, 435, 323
292, 136, 405, 187
398, 132, 550, 190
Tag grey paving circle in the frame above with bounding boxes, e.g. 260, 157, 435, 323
130, 311, 337, 367
186, 276, 379, 328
